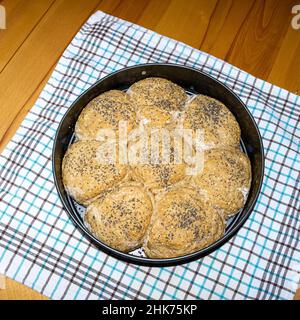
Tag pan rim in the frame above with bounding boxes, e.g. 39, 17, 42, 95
52, 63, 265, 267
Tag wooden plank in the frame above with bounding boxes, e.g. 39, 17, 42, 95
0, 274, 6, 290
99, 0, 151, 23
0, 0, 55, 72
268, 25, 300, 95
136, 0, 171, 30
153, 0, 218, 49
200, 0, 255, 58
0, 0, 102, 148
224, 0, 297, 80
98, 0, 172, 30
0, 278, 47, 300
295, 287, 300, 300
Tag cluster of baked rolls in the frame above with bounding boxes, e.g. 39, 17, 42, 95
62, 78, 251, 258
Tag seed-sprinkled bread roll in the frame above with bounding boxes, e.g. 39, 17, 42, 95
130, 129, 188, 193
84, 183, 153, 252
182, 94, 240, 149
62, 141, 127, 205
128, 77, 187, 127
144, 187, 225, 258
75, 90, 136, 141
132, 162, 186, 194
191, 148, 251, 218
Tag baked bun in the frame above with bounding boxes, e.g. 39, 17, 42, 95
130, 129, 188, 193
128, 77, 187, 127
191, 148, 251, 217
75, 90, 136, 141
84, 183, 153, 252
132, 162, 186, 193
62, 141, 127, 205
182, 95, 240, 148
144, 187, 225, 258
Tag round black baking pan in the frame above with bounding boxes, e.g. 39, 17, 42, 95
52, 63, 264, 267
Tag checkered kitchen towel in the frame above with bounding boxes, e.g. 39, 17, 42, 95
0, 11, 299, 300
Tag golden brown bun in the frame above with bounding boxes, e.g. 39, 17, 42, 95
128, 77, 187, 127
144, 186, 225, 258
129, 128, 188, 193
84, 183, 153, 252
75, 90, 136, 141
62, 141, 127, 205
132, 162, 187, 194
182, 95, 241, 149
191, 147, 251, 218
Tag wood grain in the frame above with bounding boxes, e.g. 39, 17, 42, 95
0, 0, 55, 72
151, 0, 218, 48
200, 0, 256, 59
0, 274, 6, 289
225, 0, 297, 81
0, 0, 299, 300
0, 278, 48, 300
268, 24, 300, 95
0, 0, 102, 149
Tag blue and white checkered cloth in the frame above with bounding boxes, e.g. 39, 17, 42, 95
0, 11, 299, 300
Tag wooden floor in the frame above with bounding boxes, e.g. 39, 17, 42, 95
0, 0, 299, 300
